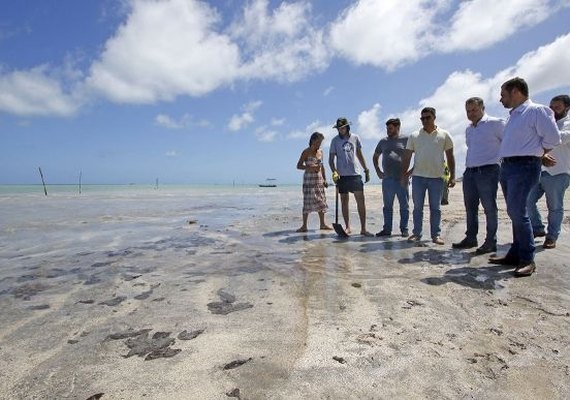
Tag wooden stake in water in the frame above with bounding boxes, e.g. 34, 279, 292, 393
155, 178, 159, 190
78, 170, 82, 194
38, 167, 48, 196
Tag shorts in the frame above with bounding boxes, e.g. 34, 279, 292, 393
338, 175, 364, 194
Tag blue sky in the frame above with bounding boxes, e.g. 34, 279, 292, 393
1, 0, 570, 185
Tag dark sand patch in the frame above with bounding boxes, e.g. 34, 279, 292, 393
223, 358, 252, 370
177, 329, 205, 340
207, 288, 253, 315
99, 296, 127, 306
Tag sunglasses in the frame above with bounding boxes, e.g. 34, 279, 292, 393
420, 116, 433, 121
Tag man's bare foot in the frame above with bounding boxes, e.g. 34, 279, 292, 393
345, 227, 352, 234
360, 231, 374, 237
320, 225, 333, 230
296, 227, 308, 232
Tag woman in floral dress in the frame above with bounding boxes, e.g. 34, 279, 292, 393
296, 132, 332, 232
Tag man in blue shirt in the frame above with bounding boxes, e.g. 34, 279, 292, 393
490, 77, 560, 277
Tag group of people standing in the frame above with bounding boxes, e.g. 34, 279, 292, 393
296, 77, 569, 278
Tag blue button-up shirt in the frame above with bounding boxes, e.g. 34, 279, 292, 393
499, 100, 560, 158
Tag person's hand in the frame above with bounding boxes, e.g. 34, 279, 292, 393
542, 153, 556, 167
324, 181, 329, 188
332, 171, 340, 183
448, 178, 456, 188
364, 169, 370, 183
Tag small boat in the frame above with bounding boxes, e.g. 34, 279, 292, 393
259, 178, 277, 187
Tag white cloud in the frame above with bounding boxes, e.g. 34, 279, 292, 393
329, 0, 445, 70
506, 32, 570, 94
165, 150, 178, 157
330, 0, 569, 70
228, 112, 254, 131
228, 100, 262, 131
155, 112, 209, 129
356, 103, 382, 140
255, 126, 278, 142
438, 0, 552, 52
2, 0, 568, 119
287, 120, 336, 145
394, 32, 570, 174
155, 113, 188, 129
0, 66, 81, 116
230, 0, 330, 82
270, 117, 285, 126
86, 0, 240, 103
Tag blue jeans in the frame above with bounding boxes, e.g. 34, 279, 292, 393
527, 171, 570, 240
462, 165, 500, 244
382, 177, 409, 233
500, 157, 541, 263
412, 176, 444, 238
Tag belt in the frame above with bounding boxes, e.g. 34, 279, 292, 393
465, 164, 498, 172
501, 156, 541, 163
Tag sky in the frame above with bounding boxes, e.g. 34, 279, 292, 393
1, 0, 570, 185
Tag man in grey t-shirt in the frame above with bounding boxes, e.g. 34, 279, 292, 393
373, 118, 409, 237
329, 117, 372, 236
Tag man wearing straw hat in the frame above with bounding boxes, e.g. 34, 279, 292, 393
329, 117, 373, 236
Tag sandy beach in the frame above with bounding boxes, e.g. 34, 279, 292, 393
0, 183, 568, 400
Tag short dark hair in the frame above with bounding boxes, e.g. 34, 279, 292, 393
551, 94, 570, 107
465, 97, 485, 108
421, 107, 436, 117
502, 77, 529, 97
309, 131, 325, 146
386, 118, 401, 126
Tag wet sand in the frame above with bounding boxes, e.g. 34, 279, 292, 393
0, 184, 568, 399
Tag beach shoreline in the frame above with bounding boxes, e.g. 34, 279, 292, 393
0, 183, 568, 399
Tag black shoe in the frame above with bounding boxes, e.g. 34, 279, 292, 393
489, 255, 519, 266
543, 238, 556, 249
401, 230, 409, 237
533, 231, 546, 238
514, 261, 536, 277
375, 230, 391, 237
475, 242, 497, 255
452, 238, 478, 249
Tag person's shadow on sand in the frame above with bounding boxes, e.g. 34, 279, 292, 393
396, 248, 518, 289
421, 265, 515, 290
263, 229, 334, 244
398, 248, 472, 266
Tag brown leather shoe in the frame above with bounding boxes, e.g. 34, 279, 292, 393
432, 236, 444, 245
489, 255, 519, 266
543, 238, 556, 249
514, 262, 536, 277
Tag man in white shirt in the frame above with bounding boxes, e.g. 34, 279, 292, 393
490, 77, 560, 277
453, 97, 505, 254
526, 94, 570, 249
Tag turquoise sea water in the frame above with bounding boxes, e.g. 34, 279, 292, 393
0, 183, 299, 196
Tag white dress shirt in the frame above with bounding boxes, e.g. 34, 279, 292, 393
499, 100, 560, 158
544, 114, 570, 176
465, 114, 505, 167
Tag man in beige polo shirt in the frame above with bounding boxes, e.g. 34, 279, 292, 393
401, 107, 456, 244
